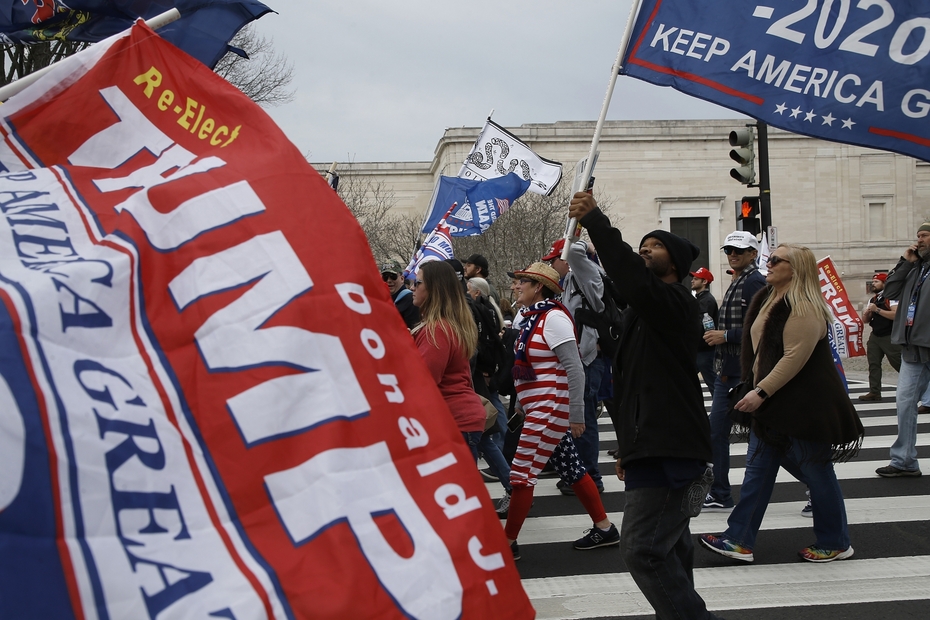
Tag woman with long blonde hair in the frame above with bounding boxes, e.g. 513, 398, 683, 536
701, 244, 863, 564
412, 261, 486, 460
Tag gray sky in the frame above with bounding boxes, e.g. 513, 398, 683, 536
251, 0, 743, 163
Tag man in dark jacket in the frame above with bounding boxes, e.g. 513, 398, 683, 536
877, 223, 930, 478
701, 231, 767, 510
860, 272, 900, 401
382, 262, 419, 329
691, 267, 718, 394
570, 193, 719, 620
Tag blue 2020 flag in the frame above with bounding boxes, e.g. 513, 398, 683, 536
621, 0, 930, 162
421, 173, 531, 236
0, 1, 271, 68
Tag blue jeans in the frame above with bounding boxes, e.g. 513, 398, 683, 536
621, 484, 720, 619
892, 357, 928, 471
462, 431, 482, 463
478, 431, 511, 492
724, 431, 850, 551
708, 375, 739, 506
574, 354, 612, 487
696, 350, 715, 395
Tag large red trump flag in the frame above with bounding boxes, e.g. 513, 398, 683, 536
0, 22, 532, 620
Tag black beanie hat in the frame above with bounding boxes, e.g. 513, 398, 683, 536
640, 230, 700, 283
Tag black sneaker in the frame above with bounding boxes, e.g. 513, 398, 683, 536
573, 524, 620, 550
479, 468, 498, 482
495, 491, 511, 519
702, 494, 734, 511
556, 479, 575, 496
510, 540, 521, 561
801, 490, 813, 517
876, 465, 922, 478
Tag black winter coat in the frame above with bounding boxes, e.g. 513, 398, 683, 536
582, 208, 712, 465
742, 289, 864, 462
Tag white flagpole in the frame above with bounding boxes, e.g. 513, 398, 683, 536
0, 9, 181, 103
456, 108, 495, 177
560, 0, 644, 260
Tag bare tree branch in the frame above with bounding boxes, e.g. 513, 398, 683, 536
337, 172, 420, 267
214, 25, 294, 107
452, 184, 617, 299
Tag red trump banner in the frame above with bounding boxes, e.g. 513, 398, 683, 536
818, 256, 865, 359
0, 22, 532, 620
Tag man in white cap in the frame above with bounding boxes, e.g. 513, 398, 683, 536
702, 231, 767, 510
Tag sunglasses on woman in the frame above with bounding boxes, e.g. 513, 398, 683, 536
766, 255, 790, 267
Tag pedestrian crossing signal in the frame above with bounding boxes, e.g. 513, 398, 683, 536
738, 196, 761, 235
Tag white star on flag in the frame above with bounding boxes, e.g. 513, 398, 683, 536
790, 106, 803, 118
804, 110, 817, 122
821, 113, 836, 126
775, 103, 787, 114
842, 118, 856, 129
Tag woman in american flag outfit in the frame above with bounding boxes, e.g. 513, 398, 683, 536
503, 262, 618, 560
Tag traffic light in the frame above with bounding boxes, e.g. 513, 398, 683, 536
738, 196, 761, 236
729, 128, 756, 185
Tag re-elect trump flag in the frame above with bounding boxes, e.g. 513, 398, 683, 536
0, 22, 531, 620
818, 256, 864, 359
0, 1, 272, 68
622, 1, 930, 162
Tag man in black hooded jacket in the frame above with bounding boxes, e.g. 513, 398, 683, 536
570, 192, 718, 620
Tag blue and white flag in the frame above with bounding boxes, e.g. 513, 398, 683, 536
405, 223, 455, 278
465, 173, 531, 234
420, 173, 530, 236
622, 1, 930, 162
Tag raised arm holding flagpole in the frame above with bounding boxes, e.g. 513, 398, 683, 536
560, 0, 644, 260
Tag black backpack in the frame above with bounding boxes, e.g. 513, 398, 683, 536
572, 272, 625, 361
471, 298, 507, 378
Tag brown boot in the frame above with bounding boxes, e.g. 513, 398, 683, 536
858, 392, 881, 401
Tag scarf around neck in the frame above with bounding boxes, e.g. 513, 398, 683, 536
512, 299, 573, 381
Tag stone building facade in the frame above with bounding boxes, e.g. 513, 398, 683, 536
319, 119, 930, 305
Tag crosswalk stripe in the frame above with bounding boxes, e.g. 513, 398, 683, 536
523, 555, 930, 619
590, 432, 930, 461
484, 457, 927, 499
504, 378, 929, 618
511, 495, 930, 545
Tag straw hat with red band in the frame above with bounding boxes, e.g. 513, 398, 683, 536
513, 262, 563, 294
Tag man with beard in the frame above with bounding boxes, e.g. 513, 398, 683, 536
569, 192, 719, 620
859, 272, 900, 402
875, 224, 930, 478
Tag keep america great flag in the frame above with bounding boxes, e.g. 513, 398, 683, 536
0, 21, 531, 620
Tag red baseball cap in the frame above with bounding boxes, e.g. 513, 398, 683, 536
541, 238, 566, 261
873, 272, 888, 282
690, 267, 714, 283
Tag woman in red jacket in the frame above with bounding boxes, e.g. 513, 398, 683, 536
411, 261, 487, 460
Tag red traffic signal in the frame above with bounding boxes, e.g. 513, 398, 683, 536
738, 196, 761, 235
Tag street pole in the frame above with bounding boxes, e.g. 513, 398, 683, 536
756, 121, 772, 233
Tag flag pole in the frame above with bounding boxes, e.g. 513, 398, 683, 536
559, 0, 644, 260
0, 9, 181, 103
